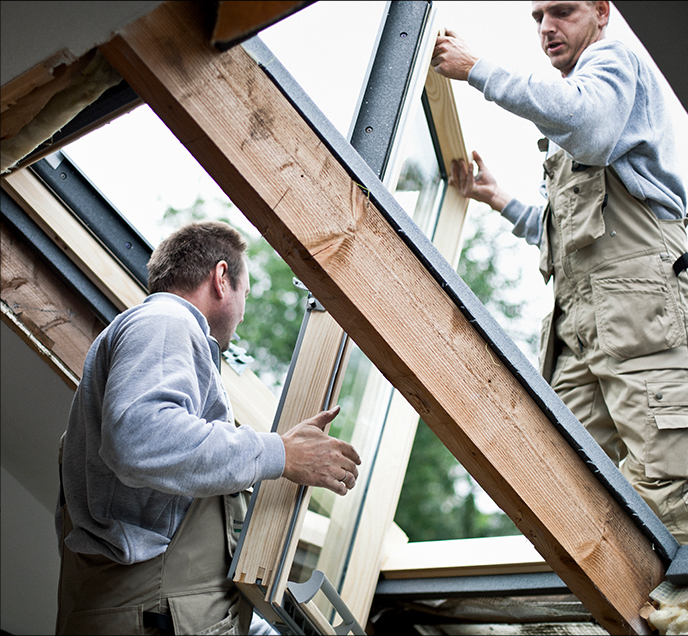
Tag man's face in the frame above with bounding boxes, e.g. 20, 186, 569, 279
531, 1, 608, 76
216, 261, 250, 352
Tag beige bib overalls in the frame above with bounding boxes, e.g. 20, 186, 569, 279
539, 149, 688, 543
56, 490, 252, 635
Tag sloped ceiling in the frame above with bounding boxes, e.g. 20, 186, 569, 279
614, 1, 688, 112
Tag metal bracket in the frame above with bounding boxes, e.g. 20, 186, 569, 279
293, 277, 325, 311
222, 342, 254, 375
287, 570, 366, 635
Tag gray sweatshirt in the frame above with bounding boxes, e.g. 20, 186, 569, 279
468, 39, 687, 246
58, 293, 285, 564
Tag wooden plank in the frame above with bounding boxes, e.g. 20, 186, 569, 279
232, 309, 347, 612
99, 4, 665, 633
381, 535, 551, 580
424, 68, 470, 270
212, 1, 311, 48
1, 169, 147, 311
1, 221, 104, 387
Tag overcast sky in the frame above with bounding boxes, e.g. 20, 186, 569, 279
63, 1, 688, 366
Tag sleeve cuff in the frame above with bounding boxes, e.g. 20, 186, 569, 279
468, 58, 494, 92
255, 432, 286, 481
501, 198, 526, 225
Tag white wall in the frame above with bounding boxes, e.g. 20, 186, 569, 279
1, 0, 163, 85
1, 467, 61, 635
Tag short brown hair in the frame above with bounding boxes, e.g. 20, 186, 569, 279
147, 221, 247, 294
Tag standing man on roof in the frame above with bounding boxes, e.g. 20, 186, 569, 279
55, 221, 361, 634
431, 1, 688, 542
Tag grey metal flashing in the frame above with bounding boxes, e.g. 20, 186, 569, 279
241, 33, 680, 566
348, 1, 432, 179
30, 151, 152, 288
375, 572, 569, 600
1, 189, 119, 325
665, 545, 688, 586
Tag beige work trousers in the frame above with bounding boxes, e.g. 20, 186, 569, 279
539, 150, 688, 543
56, 493, 252, 635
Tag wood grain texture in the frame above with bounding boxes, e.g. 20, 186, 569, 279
212, 1, 309, 47
2, 170, 147, 310
1, 221, 104, 387
232, 309, 347, 606
423, 68, 470, 270
381, 535, 551, 579
100, 3, 664, 632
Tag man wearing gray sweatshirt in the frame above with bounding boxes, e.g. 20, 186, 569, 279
432, 1, 687, 543
55, 221, 361, 633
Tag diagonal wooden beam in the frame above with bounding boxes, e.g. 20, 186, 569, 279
100, 3, 668, 633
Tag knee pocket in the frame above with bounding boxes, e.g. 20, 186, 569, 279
645, 379, 688, 479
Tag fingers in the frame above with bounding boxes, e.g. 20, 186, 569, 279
472, 150, 485, 170
281, 407, 361, 496
329, 466, 357, 496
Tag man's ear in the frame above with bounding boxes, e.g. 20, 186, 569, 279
211, 260, 228, 298
597, 1, 610, 29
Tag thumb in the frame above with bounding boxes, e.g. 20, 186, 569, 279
444, 28, 458, 38
308, 405, 341, 431
472, 150, 485, 168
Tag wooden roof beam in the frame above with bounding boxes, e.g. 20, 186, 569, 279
99, 3, 670, 633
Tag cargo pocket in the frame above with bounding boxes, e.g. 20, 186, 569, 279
558, 167, 606, 254
645, 380, 688, 479
60, 605, 144, 635
591, 269, 684, 361
168, 588, 251, 635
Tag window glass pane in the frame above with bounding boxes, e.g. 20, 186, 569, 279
393, 100, 444, 238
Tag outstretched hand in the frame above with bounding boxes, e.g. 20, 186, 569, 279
281, 406, 361, 496
450, 151, 511, 213
431, 29, 479, 81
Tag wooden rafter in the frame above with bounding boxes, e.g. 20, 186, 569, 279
99, 3, 667, 633
0, 221, 103, 389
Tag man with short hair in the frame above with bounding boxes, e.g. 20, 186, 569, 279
56, 221, 361, 634
432, 1, 687, 542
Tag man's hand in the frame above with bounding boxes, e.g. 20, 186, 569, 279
431, 29, 479, 81
281, 406, 361, 496
451, 151, 512, 213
